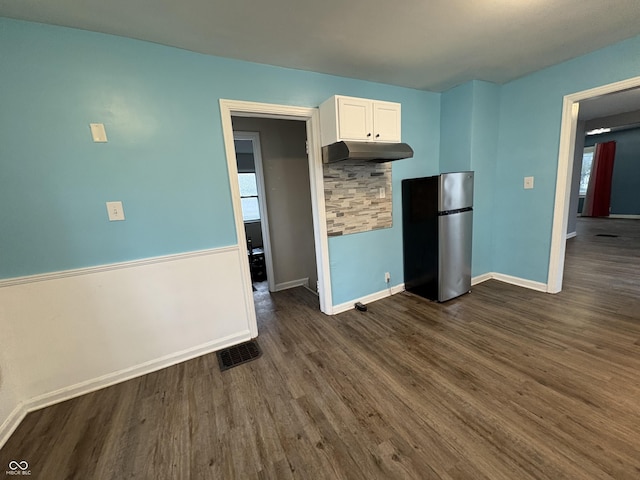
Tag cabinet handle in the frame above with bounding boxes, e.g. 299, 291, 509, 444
367, 133, 372, 137
375, 134, 380, 138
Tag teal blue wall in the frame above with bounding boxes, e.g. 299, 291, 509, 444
492, 35, 640, 283
469, 81, 500, 276
440, 82, 474, 172
439, 80, 499, 277
584, 128, 640, 215
0, 18, 439, 307
4, 16, 640, 300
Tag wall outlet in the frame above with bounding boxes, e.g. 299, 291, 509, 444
524, 176, 534, 189
379, 187, 386, 199
385, 272, 391, 283
90, 123, 108, 143
106, 201, 125, 221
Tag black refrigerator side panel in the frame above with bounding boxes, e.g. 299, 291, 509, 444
402, 177, 439, 300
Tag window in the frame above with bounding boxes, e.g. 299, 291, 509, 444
579, 146, 595, 196
238, 173, 260, 221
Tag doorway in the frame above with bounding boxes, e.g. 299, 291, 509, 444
548, 75, 640, 293
219, 99, 332, 321
233, 119, 318, 297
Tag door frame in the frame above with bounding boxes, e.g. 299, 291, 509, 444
220, 99, 333, 315
233, 131, 277, 293
548, 74, 640, 293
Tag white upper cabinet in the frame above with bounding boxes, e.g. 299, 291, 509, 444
320, 95, 401, 146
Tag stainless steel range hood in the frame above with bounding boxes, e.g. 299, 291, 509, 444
322, 141, 414, 164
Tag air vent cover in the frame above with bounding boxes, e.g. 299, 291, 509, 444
217, 340, 262, 371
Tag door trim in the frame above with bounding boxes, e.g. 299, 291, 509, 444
219, 99, 333, 318
548, 74, 640, 293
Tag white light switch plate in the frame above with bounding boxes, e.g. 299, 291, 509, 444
106, 201, 125, 221
90, 123, 108, 143
524, 176, 534, 189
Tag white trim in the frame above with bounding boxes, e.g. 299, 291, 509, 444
0, 330, 250, 449
23, 331, 250, 412
0, 246, 238, 288
471, 273, 493, 285
274, 277, 309, 292
548, 75, 640, 294
566, 231, 577, 239
0, 403, 26, 450
331, 283, 405, 315
219, 99, 332, 316
234, 131, 277, 293
307, 108, 333, 314
609, 214, 640, 219
472, 272, 548, 292
493, 273, 548, 292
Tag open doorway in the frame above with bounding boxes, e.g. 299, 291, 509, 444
549, 76, 640, 293
233, 119, 318, 297
219, 99, 333, 323
233, 132, 273, 291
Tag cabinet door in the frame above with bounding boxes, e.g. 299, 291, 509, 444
373, 101, 401, 142
337, 97, 373, 141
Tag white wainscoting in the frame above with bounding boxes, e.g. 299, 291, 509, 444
0, 246, 253, 448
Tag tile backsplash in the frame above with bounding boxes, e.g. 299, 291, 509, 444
323, 162, 392, 236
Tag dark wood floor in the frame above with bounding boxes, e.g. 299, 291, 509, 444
2, 218, 640, 479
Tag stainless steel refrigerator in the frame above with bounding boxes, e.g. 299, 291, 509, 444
402, 171, 473, 302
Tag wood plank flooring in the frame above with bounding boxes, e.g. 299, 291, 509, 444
2, 217, 640, 479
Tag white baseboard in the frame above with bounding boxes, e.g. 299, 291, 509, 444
566, 231, 577, 239
471, 273, 493, 285
608, 214, 640, 219
23, 331, 251, 413
331, 283, 405, 315
0, 331, 251, 449
274, 277, 309, 292
472, 272, 548, 293
0, 403, 27, 451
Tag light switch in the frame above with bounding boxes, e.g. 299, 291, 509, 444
106, 201, 125, 221
379, 187, 386, 199
90, 123, 108, 143
524, 176, 534, 189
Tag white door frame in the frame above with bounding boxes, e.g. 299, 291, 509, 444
233, 131, 277, 293
219, 99, 333, 316
548, 74, 640, 293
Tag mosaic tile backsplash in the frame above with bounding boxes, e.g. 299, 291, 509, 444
323, 162, 392, 236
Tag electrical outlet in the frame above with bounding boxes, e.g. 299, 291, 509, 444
379, 187, 386, 199
106, 201, 125, 221
90, 123, 108, 143
524, 176, 534, 189
385, 272, 391, 283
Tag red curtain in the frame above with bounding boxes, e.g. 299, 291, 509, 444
582, 141, 616, 217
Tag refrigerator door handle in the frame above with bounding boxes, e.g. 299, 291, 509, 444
438, 207, 473, 216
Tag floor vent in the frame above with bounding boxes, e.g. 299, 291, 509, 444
595, 234, 619, 238
217, 340, 262, 371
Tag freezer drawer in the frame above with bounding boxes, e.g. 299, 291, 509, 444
438, 210, 473, 302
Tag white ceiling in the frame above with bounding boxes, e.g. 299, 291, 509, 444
2, 0, 640, 92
